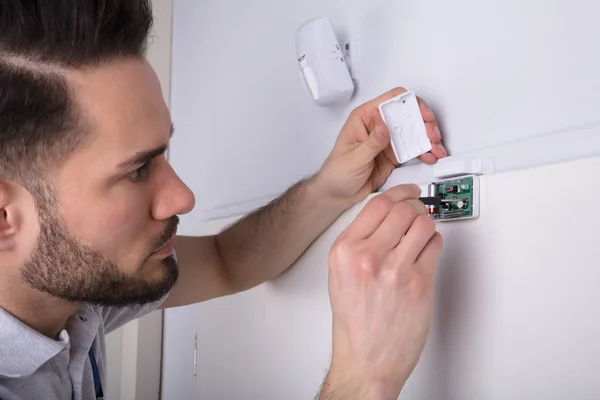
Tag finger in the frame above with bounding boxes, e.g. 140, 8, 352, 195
430, 143, 448, 159
417, 96, 438, 124
337, 112, 370, 145
343, 184, 421, 240
355, 123, 390, 165
416, 232, 444, 282
417, 97, 447, 162
369, 199, 427, 252
425, 122, 442, 145
382, 144, 400, 167
418, 152, 438, 165
370, 153, 398, 189
393, 214, 437, 265
383, 183, 422, 202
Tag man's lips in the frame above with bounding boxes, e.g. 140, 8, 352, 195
152, 229, 177, 254
150, 237, 176, 258
150, 216, 180, 257
153, 238, 172, 253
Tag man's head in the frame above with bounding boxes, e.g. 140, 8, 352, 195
0, 0, 195, 307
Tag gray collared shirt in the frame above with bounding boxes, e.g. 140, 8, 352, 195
0, 295, 167, 400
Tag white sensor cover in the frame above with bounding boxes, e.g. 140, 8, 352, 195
296, 17, 355, 106
379, 91, 432, 164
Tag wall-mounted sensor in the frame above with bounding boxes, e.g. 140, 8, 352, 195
296, 17, 355, 106
425, 175, 480, 222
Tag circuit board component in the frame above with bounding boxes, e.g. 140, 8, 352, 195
427, 176, 477, 221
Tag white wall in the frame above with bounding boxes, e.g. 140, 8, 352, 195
163, 154, 600, 399
104, 1, 173, 399
168, 0, 600, 225
162, 0, 600, 398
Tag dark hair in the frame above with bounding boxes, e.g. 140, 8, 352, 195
0, 0, 153, 188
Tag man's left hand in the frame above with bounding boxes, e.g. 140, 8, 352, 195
316, 87, 448, 206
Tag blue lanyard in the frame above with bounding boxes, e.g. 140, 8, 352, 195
88, 347, 104, 399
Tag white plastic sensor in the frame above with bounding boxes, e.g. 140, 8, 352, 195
379, 91, 432, 164
296, 17, 355, 106
433, 156, 495, 179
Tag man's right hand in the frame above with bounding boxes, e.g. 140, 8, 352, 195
319, 184, 443, 400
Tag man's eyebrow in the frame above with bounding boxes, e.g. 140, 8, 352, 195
118, 145, 168, 169
118, 124, 174, 169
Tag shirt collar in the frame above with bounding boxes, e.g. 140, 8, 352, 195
0, 305, 96, 378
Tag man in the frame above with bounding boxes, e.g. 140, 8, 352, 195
0, 1, 447, 399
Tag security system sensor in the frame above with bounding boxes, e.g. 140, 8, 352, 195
425, 175, 480, 222
296, 17, 355, 106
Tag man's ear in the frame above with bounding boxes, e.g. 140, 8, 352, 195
0, 180, 22, 252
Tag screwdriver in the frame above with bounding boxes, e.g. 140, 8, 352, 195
418, 197, 441, 206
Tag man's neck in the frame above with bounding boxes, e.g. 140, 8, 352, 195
0, 278, 79, 339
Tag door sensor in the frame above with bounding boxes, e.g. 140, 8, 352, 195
424, 175, 480, 222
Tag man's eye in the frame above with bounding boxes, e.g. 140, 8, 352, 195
127, 163, 150, 182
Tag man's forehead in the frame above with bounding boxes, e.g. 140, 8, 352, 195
69, 59, 171, 153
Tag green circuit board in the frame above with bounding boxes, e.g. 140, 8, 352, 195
436, 176, 474, 220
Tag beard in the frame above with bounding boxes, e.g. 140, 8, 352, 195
20, 200, 179, 308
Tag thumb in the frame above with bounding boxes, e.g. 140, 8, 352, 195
357, 125, 389, 163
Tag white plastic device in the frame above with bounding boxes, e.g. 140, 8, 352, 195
296, 17, 355, 106
433, 156, 495, 179
378, 91, 432, 164
441, 174, 480, 222
423, 174, 480, 222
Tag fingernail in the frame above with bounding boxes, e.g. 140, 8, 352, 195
434, 125, 441, 140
